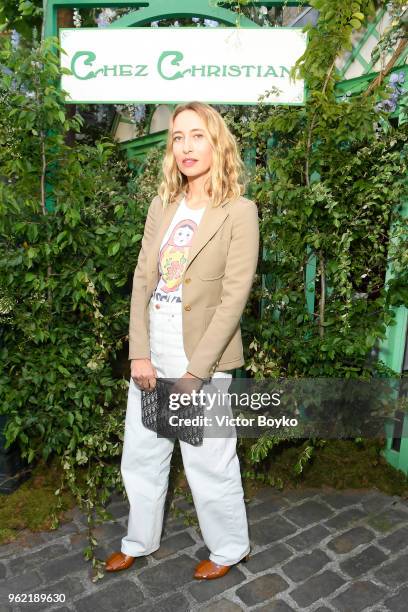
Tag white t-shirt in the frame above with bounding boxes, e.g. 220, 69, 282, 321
152, 197, 206, 304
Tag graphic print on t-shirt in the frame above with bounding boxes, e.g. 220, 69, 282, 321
154, 218, 198, 302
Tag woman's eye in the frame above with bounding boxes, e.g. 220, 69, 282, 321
194, 134, 203, 138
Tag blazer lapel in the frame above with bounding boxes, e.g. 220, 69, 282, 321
146, 192, 184, 274
146, 192, 230, 279
185, 200, 229, 271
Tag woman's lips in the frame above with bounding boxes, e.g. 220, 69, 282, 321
182, 159, 198, 167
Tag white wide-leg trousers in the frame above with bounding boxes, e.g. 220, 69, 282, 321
120, 299, 250, 566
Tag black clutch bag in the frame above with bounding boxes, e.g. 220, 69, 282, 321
141, 378, 205, 446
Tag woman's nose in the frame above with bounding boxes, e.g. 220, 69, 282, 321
183, 138, 193, 153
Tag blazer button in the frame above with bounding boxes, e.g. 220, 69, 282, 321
184, 277, 191, 284
184, 304, 191, 311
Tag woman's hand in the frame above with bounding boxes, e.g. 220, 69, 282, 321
131, 358, 157, 391
170, 371, 204, 398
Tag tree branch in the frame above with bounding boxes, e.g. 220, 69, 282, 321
305, 58, 337, 186
364, 38, 408, 97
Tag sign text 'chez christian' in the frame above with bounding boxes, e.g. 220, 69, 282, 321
59, 27, 307, 105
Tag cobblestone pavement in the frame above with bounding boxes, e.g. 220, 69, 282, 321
1, 487, 408, 612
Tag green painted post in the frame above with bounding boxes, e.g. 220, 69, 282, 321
305, 169, 320, 317
243, 144, 257, 198
305, 246, 316, 315
380, 110, 408, 473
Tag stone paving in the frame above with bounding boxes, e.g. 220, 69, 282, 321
0, 486, 408, 611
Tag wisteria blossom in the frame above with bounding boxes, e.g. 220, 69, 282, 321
376, 71, 405, 113
204, 19, 218, 27
11, 30, 20, 50
95, 8, 117, 28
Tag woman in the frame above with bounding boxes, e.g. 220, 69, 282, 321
105, 101, 259, 580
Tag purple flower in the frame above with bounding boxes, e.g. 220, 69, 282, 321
204, 19, 218, 27
377, 71, 405, 114
133, 105, 146, 123
389, 71, 405, 86
382, 99, 397, 112
11, 30, 20, 50
95, 8, 116, 28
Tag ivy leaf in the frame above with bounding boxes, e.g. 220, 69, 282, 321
108, 242, 120, 256
27, 224, 38, 242
57, 365, 71, 376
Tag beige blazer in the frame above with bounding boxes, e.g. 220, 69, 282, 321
128, 191, 259, 379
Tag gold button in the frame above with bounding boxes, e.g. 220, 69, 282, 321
184, 277, 191, 284
155, 304, 160, 309
184, 304, 191, 311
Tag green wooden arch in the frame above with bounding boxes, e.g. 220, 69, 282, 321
45, 0, 306, 38
108, 0, 258, 28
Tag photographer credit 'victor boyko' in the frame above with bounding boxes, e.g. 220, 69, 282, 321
105, 101, 259, 579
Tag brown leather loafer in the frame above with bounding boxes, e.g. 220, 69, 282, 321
105, 551, 135, 572
194, 553, 250, 580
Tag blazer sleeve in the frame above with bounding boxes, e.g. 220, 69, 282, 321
186, 200, 260, 379
128, 195, 161, 360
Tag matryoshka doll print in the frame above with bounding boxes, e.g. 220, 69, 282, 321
157, 219, 197, 295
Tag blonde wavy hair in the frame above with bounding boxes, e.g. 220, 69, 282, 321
158, 102, 247, 208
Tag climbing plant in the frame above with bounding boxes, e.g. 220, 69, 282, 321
241, 0, 408, 379
0, 32, 164, 579
222, 0, 408, 465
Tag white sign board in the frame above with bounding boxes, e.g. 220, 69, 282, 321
59, 27, 307, 105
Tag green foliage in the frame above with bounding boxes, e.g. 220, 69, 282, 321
224, 1, 408, 481
0, 0, 43, 37
371, 0, 408, 65
0, 35, 162, 580
243, 125, 407, 378
221, 2, 408, 380
299, 0, 375, 83
241, 438, 408, 494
